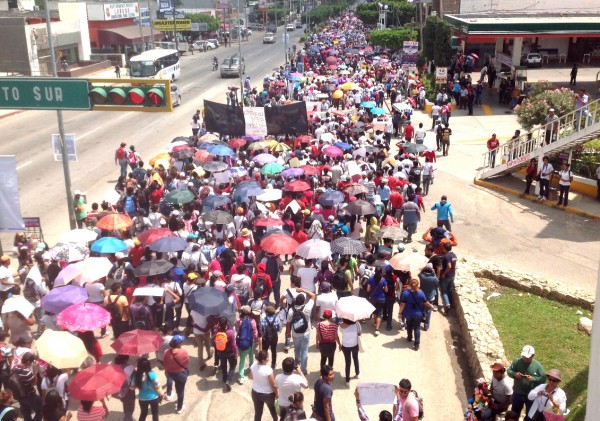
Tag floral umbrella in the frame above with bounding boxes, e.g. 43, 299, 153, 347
56, 302, 111, 332
49, 242, 89, 263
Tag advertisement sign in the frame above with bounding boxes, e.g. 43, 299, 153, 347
435, 67, 447, 84
103, 3, 139, 20
401, 41, 419, 65
158, 0, 173, 12
215, 2, 231, 9
153, 19, 192, 31
0, 156, 25, 232
51, 134, 78, 162
243, 107, 268, 137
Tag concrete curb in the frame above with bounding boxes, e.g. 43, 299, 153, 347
0, 110, 24, 120
473, 177, 600, 221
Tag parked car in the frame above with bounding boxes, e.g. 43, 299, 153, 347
286, 23, 295, 31
295, 21, 303, 29
192, 40, 216, 51
170, 83, 182, 107
263, 32, 276, 44
521, 52, 542, 67
207, 38, 220, 48
220, 55, 245, 78
266, 24, 277, 33
248, 22, 264, 31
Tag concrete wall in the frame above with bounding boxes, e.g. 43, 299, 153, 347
460, 0, 600, 13
0, 17, 30, 75
58, 2, 91, 60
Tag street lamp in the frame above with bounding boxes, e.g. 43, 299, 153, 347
377, 3, 388, 30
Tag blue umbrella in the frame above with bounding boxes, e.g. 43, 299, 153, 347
41, 285, 88, 314
149, 237, 188, 252
234, 180, 264, 197
360, 101, 376, 109
334, 141, 352, 151
203, 195, 232, 210
208, 145, 236, 157
318, 191, 345, 206
90, 237, 127, 254
371, 107, 386, 116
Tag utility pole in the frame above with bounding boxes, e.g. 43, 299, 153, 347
148, 0, 155, 49
173, 3, 178, 51
138, 4, 145, 51
43, 0, 76, 230
237, 0, 244, 98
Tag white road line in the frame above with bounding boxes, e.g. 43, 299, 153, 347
77, 127, 101, 141
16, 160, 32, 170
181, 83, 194, 90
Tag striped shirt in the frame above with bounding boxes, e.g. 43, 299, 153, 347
316, 322, 338, 344
76, 405, 107, 421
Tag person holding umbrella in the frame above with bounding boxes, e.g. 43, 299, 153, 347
76, 399, 108, 420
163, 334, 190, 414
133, 357, 164, 421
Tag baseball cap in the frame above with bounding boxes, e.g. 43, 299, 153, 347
115, 252, 125, 260
549, 108, 555, 112
521, 345, 535, 358
323, 309, 333, 318
490, 362, 505, 371
187, 273, 199, 280
171, 334, 186, 346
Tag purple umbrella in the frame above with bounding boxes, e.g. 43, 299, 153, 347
41, 285, 89, 315
252, 153, 277, 165
281, 168, 304, 178
243, 135, 263, 142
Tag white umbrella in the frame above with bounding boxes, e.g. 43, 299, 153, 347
133, 287, 165, 297
256, 189, 283, 202
60, 229, 98, 244
335, 296, 375, 322
320, 132, 335, 143
295, 239, 331, 260
1, 295, 34, 318
390, 252, 429, 273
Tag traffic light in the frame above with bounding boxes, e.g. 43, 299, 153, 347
87, 78, 172, 112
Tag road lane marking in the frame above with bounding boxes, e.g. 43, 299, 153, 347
17, 160, 32, 170
77, 127, 101, 141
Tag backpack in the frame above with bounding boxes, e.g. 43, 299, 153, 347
127, 151, 138, 165
254, 275, 266, 295
263, 316, 278, 344
23, 278, 40, 303
360, 265, 375, 292
124, 195, 137, 215
6, 369, 25, 400
406, 184, 415, 200
412, 389, 424, 419
214, 331, 229, 352
130, 305, 150, 330
331, 269, 347, 291
106, 295, 122, 323
236, 318, 253, 350
290, 305, 308, 334
233, 280, 250, 306
116, 147, 126, 160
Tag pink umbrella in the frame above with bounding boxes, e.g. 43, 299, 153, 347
323, 145, 344, 158
252, 153, 277, 165
56, 303, 111, 332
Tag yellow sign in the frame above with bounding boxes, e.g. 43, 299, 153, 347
153, 19, 192, 31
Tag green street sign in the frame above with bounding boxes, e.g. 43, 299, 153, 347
0, 78, 91, 110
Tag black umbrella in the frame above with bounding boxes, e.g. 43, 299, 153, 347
171, 136, 195, 145
234, 180, 264, 197
133, 260, 174, 277
202, 195, 232, 210
202, 210, 233, 225
188, 287, 230, 316
318, 191, 345, 207
345, 199, 377, 216
202, 161, 228, 172
172, 149, 195, 160
148, 237, 188, 253
331, 237, 366, 255
404, 143, 428, 155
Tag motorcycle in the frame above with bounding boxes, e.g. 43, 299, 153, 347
212, 58, 218, 71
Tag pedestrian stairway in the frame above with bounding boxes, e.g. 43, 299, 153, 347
478, 98, 600, 180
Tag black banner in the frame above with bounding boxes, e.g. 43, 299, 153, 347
203, 100, 246, 137
264, 102, 309, 136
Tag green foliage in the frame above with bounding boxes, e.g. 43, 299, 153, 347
306, 2, 349, 25
299, 34, 307, 42
422, 16, 453, 66
369, 27, 416, 50
185, 13, 220, 32
514, 86, 575, 130
487, 284, 590, 421
356, 3, 379, 25
356, 1, 415, 28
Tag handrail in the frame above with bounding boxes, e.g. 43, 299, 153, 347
481, 97, 600, 169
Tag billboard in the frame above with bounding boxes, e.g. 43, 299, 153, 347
103, 3, 139, 20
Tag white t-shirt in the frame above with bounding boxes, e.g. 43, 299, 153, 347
540, 163, 554, 180
340, 323, 359, 347
41, 373, 69, 402
251, 362, 274, 394
297, 267, 318, 293
315, 292, 338, 319
85, 282, 105, 303
286, 299, 315, 337
275, 373, 308, 408
558, 170, 572, 186
0, 266, 14, 292
161, 281, 182, 305
415, 128, 426, 142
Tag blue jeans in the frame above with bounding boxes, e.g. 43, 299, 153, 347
405, 316, 422, 346
293, 334, 310, 373
19, 394, 42, 421
118, 159, 128, 178
166, 369, 188, 411
511, 393, 533, 420
441, 277, 455, 307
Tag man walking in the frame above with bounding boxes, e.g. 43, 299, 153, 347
441, 124, 452, 156
431, 195, 454, 231
439, 243, 457, 314
312, 365, 335, 421
507, 345, 545, 419
286, 288, 316, 375
393, 378, 420, 421
544, 108, 559, 145
213, 316, 238, 391
570, 63, 578, 85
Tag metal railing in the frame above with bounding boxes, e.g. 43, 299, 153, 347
482, 98, 600, 170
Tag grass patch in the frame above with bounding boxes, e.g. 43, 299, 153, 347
484, 282, 591, 421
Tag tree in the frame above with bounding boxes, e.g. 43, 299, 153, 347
369, 27, 417, 51
422, 16, 453, 66
356, 3, 378, 25
186, 13, 220, 32
515, 86, 576, 130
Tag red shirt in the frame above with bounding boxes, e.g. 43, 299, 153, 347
487, 137, 499, 151
129, 245, 145, 267
404, 125, 414, 140
390, 191, 404, 209
292, 230, 309, 244
163, 348, 190, 374
251, 272, 273, 298
233, 236, 246, 253
422, 150, 436, 163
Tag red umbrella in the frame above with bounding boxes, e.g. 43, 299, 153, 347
227, 138, 247, 149
194, 149, 216, 163
69, 364, 126, 401
171, 145, 194, 153
254, 217, 285, 227
96, 213, 133, 231
261, 233, 299, 255
56, 303, 111, 332
296, 135, 313, 144
111, 329, 164, 356
283, 180, 311, 192
299, 165, 320, 176
137, 228, 177, 246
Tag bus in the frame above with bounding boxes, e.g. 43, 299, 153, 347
129, 49, 181, 80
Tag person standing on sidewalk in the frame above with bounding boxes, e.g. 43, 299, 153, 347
487, 134, 500, 168
439, 243, 457, 314
557, 162, 573, 207
536, 156, 554, 201
507, 345, 546, 419
522, 158, 538, 196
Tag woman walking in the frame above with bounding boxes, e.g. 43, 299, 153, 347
315, 310, 340, 368
339, 319, 360, 384
163, 334, 190, 414
250, 350, 278, 421
133, 357, 165, 421
398, 278, 434, 351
